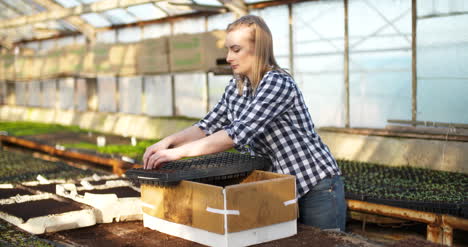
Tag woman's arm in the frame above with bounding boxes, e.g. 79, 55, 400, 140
144, 130, 234, 169
143, 126, 206, 168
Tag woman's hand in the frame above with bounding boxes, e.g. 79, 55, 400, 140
143, 139, 172, 169
144, 148, 183, 170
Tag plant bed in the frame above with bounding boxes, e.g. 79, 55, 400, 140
57, 179, 141, 223
0, 150, 97, 184
22, 183, 58, 194
0, 121, 160, 163
0, 187, 34, 199
0, 121, 86, 137
0, 194, 95, 234
0, 219, 55, 247
0, 199, 83, 222
339, 160, 468, 218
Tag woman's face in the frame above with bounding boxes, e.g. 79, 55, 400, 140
225, 26, 256, 81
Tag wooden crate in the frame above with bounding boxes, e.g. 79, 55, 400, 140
141, 170, 297, 247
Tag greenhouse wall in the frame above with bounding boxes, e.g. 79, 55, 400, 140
417, 0, 468, 124
293, 0, 346, 128
2, 0, 467, 128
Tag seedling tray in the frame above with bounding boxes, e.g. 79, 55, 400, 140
56, 179, 142, 223
0, 194, 95, 234
126, 152, 271, 186
340, 160, 468, 218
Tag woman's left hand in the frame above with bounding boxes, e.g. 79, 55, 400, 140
145, 148, 183, 169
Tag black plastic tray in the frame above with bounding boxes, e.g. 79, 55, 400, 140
125, 152, 271, 186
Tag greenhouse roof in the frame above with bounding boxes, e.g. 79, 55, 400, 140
0, 0, 282, 49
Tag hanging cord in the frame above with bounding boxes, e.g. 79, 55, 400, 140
441, 124, 456, 165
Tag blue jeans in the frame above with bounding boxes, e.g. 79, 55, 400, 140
298, 175, 347, 231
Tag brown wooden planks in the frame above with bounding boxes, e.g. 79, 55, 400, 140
141, 181, 225, 234
226, 172, 297, 233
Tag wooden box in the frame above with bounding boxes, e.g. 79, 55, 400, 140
141, 170, 297, 247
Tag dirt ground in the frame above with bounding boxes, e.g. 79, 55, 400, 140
42, 221, 381, 247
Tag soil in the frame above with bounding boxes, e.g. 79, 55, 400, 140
78, 187, 140, 198
0, 199, 84, 221
42, 221, 380, 247
23, 132, 135, 146
23, 183, 58, 194
0, 188, 34, 199
389, 238, 447, 247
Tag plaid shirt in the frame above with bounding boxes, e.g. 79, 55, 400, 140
195, 70, 340, 197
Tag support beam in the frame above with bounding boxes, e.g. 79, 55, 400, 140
0, 0, 25, 16
0, 0, 166, 29
411, 0, 417, 125
344, 0, 350, 128
31, 0, 96, 42
168, 2, 227, 13
218, 0, 247, 18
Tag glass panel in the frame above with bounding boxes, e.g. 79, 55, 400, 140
349, 0, 412, 128
98, 76, 117, 112
102, 8, 136, 25
208, 73, 230, 110
14, 0, 38, 15
0, 82, 6, 105
75, 78, 87, 112
349, 0, 411, 52
293, 0, 345, 127
27, 82, 40, 107
118, 27, 141, 43
251, 5, 289, 68
144, 75, 172, 117
119, 76, 142, 114
127, 3, 167, 21
59, 78, 74, 110
173, 17, 205, 34
417, 13, 468, 124
54, 0, 81, 8
75, 35, 86, 45
142, 23, 171, 39
418, 0, 468, 17
207, 13, 234, 31
193, 0, 222, 6
81, 13, 112, 28
24, 42, 40, 51
78, 0, 100, 4
15, 82, 27, 106
40, 39, 56, 52
96, 30, 116, 44
174, 73, 207, 118
244, 0, 271, 4
350, 51, 411, 128
42, 80, 56, 108
56, 37, 75, 47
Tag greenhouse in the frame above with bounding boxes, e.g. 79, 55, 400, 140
0, 0, 467, 246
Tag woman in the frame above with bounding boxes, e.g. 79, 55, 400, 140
143, 15, 346, 231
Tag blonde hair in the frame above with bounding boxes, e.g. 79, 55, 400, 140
227, 15, 287, 95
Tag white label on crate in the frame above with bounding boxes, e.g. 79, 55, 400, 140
141, 202, 156, 209
283, 198, 297, 206
206, 207, 240, 215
